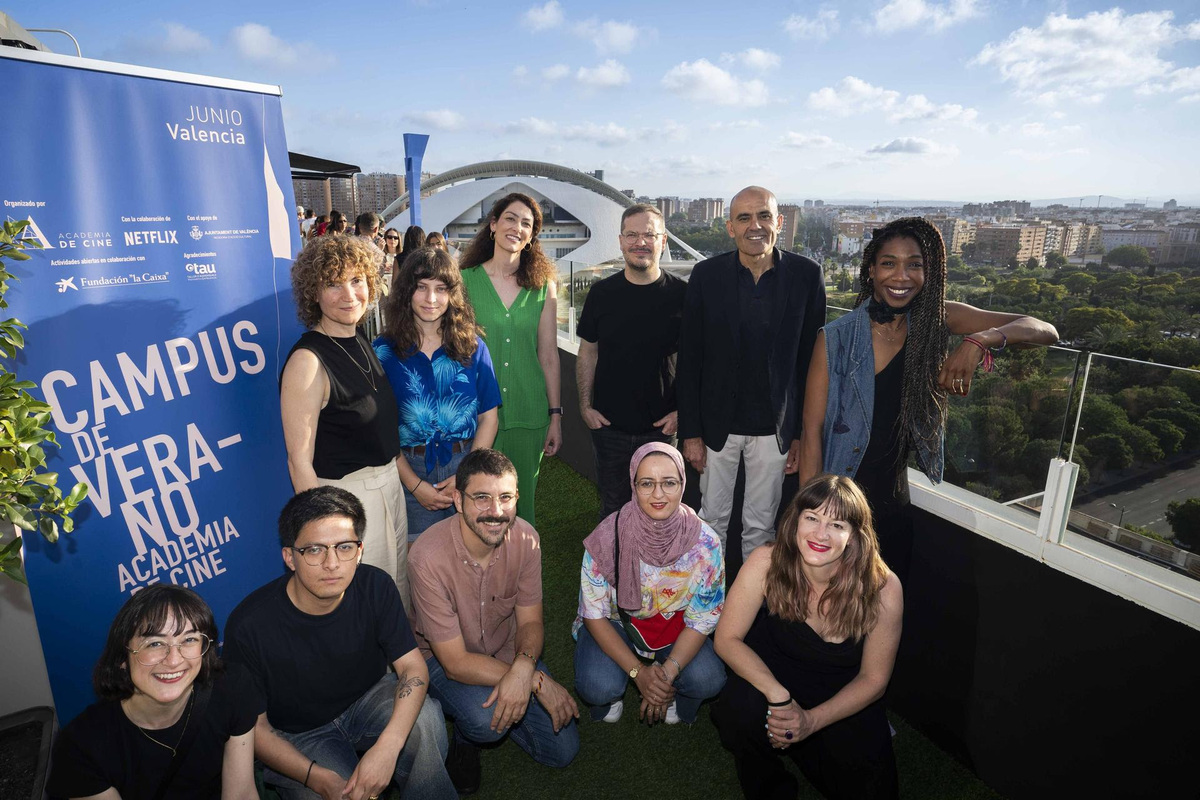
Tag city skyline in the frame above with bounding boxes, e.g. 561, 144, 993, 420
12, 1, 1200, 202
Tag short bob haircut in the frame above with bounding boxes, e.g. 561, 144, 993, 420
455, 448, 518, 495
93, 585, 221, 702
290, 234, 384, 328
278, 485, 367, 548
765, 474, 889, 642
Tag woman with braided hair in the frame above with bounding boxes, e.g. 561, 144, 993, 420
798, 217, 1057, 578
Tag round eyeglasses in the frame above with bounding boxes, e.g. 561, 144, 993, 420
291, 540, 363, 566
635, 478, 682, 496
464, 492, 519, 511
128, 633, 211, 666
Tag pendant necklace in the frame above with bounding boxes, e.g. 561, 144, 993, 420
319, 322, 377, 391
132, 688, 194, 757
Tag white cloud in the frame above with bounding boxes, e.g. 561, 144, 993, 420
721, 48, 781, 72
662, 59, 769, 106
542, 63, 570, 81
403, 109, 465, 131
867, 137, 957, 156
523, 1, 564, 31
784, 9, 839, 41
1006, 147, 1090, 162
708, 120, 764, 131
512, 65, 529, 80
872, 0, 983, 32
573, 19, 640, 54
808, 76, 978, 124
1019, 122, 1083, 138
503, 118, 642, 147
159, 23, 211, 54
229, 23, 331, 69
973, 9, 1200, 101
506, 117, 559, 137
576, 60, 631, 88
781, 132, 836, 149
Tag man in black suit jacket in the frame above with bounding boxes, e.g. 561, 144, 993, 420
676, 186, 826, 561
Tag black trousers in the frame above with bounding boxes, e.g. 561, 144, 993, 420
590, 426, 673, 521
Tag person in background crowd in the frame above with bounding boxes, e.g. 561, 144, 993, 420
799, 217, 1058, 580
403, 225, 427, 256
224, 487, 455, 800
279, 234, 411, 605
577, 203, 687, 520
409, 449, 579, 794
382, 227, 404, 282
714, 475, 902, 800
301, 208, 316, 240
375, 246, 501, 541
327, 209, 348, 235
457, 192, 561, 525
426, 231, 448, 252
573, 443, 725, 726
314, 214, 328, 237
677, 185, 826, 563
355, 211, 382, 243
47, 585, 259, 800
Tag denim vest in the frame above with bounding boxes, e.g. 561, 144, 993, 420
821, 304, 944, 484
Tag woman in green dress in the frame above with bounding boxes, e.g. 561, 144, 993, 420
457, 192, 561, 525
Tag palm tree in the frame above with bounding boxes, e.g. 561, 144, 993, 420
1083, 323, 1128, 351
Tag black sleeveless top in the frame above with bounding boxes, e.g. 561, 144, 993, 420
284, 330, 401, 479
745, 607, 865, 708
857, 344, 909, 512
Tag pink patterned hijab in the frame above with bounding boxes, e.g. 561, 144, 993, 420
582, 442, 703, 611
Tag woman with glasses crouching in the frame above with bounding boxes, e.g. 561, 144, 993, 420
573, 442, 726, 725
713, 475, 902, 800
47, 585, 259, 800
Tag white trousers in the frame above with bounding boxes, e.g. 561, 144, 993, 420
318, 461, 410, 611
699, 434, 787, 561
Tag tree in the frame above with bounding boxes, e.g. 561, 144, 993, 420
1165, 498, 1200, 550
1084, 432, 1134, 472
1083, 323, 1129, 350
1025, 256, 1041, 270
1062, 306, 1134, 340
961, 242, 978, 262
1062, 272, 1097, 295
1139, 418, 1185, 456
1104, 244, 1152, 269
1046, 251, 1069, 269
1094, 271, 1139, 298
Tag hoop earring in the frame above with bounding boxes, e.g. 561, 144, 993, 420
523, 242, 532, 252
489, 231, 495, 241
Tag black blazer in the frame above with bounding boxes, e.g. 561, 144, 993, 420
676, 248, 825, 453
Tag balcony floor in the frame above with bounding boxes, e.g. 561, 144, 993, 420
426, 457, 1004, 800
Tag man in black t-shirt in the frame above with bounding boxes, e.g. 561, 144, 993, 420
223, 487, 455, 800
577, 203, 688, 518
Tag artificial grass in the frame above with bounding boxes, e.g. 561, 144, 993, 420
449, 457, 1004, 800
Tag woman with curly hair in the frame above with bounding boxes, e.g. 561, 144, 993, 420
47, 585, 259, 800
799, 217, 1057, 578
374, 246, 501, 540
457, 192, 560, 525
280, 234, 411, 604
714, 475, 902, 800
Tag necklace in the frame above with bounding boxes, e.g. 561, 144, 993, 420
133, 688, 194, 756
318, 323, 377, 391
871, 320, 906, 344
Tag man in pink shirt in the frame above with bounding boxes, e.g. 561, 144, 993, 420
408, 449, 579, 794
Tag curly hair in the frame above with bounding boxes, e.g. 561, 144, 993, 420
457, 193, 556, 290
765, 475, 889, 642
93, 585, 222, 701
381, 246, 480, 366
856, 217, 950, 475
290, 234, 384, 328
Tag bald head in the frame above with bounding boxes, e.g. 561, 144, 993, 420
726, 186, 783, 265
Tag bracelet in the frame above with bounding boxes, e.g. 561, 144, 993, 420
410, 479, 424, 493
304, 759, 315, 788
531, 671, 544, 695
548, 406, 563, 416
667, 655, 682, 676
962, 336, 995, 373
766, 696, 793, 708
989, 327, 1008, 351
518, 650, 536, 663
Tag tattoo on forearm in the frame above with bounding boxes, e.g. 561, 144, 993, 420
395, 672, 425, 700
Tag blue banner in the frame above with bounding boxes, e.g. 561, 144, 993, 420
1, 51, 304, 721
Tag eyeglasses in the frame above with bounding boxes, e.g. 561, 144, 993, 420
128, 633, 211, 666
622, 231, 664, 244
465, 492, 519, 510
291, 540, 363, 566
635, 478, 682, 496
384, 235, 400, 240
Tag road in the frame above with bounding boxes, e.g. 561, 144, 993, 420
1075, 459, 1200, 537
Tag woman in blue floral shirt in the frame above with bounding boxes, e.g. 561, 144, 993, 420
375, 246, 501, 540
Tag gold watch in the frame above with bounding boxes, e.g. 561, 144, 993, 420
628, 666, 639, 679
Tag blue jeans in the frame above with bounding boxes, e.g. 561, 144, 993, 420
573, 618, 726, 723
403, 447, 468, 542
262, 674, 455, 800
425, 656, 579, 768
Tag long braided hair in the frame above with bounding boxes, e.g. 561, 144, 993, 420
855, 217, 949, 474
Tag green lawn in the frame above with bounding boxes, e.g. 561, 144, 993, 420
453, 457, 1004, 800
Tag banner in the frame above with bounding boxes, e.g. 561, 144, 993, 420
1, 50, 304, 721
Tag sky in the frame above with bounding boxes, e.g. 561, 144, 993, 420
12, 0, 1200, 204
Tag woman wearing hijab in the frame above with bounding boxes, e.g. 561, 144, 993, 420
573, 442, 726, 725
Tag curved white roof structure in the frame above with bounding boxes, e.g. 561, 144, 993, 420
382, 160, 703, 265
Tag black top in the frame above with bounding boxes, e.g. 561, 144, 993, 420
745, 606, 866, 709
576, 270, 686, 434
47, 666, 260, 800
857, 345, 910, 514
732, 265, 778, 436
223, 565, 418, 733
283, 330, 401, 480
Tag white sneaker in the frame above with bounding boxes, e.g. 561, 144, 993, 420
601, 700, 624, 723
665, 700, 680, 725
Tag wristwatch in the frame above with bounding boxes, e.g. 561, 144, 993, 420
548, 406, 563, 415
628, 666, 639, 679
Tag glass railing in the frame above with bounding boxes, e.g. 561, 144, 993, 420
555, 259, 621, 340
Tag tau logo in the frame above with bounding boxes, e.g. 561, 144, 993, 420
189, 226, 203, 241
186, 262, 217, 279
55, 277, 78, 293
8, 215, 54, 249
